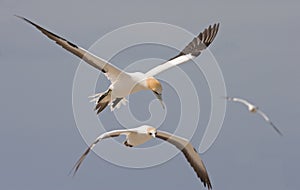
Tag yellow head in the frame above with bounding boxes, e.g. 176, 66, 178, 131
250, 107, 257, 113
146, 77, 165, 109
146, 77, 162, 94
249, 105, 257, 113
146, 126, 157, 138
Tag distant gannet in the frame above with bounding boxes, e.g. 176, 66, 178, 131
70, 125, 212, 189
16, 16, 219, 114
225, 96, 282, 136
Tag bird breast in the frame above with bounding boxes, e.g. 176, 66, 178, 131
111, 72, 147, 97
126, 133, 152, 147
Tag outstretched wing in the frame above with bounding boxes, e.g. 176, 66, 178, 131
226, 96, 253, 108
156, 131, 212, 190
256, 109, 283, 136
70, 129, 131, 176
146, 23, 219, 77
16, 15, 124, 82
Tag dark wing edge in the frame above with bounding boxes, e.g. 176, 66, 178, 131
156, 131, 212, 190
69, 139, 100, 177
256, 110, 283, 136
169, 23, 220, 60
69, 132, 121, 177
15, 15, 121, 78
269, 121, 283, 136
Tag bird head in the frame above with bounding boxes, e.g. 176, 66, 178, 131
146, 126, 157, 138
147, 77, 162, 94
249, 106, 257, 113
146, 77, 164, 109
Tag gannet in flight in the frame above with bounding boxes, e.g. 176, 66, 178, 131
225, 96, 282, 136
16, 15, 219, 114
70, 125, 212, 189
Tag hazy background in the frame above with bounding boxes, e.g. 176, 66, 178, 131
1, 0, 299, 189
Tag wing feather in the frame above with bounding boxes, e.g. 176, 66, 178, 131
16, 15, 123, 82
146, 23, 219, 77
156, 131, 212, 190
256, 110, 283, 136
70, 129, 130, 176
226, 96, 253, 107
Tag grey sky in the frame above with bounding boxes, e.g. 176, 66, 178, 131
1, 0, 299, 190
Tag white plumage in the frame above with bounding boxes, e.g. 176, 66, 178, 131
70, 125, 212, 190
17, 15, 219, 114
225, 96, 282, 136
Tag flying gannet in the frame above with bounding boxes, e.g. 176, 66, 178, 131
70, 125, 212, 189
225, 96, 282, 136
16, 16, 219, 114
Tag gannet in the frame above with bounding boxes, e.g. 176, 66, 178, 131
16, 16, 219, 114
225, 96, 282, 136
70, 125, 212, 189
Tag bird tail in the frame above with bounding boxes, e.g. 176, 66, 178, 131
89, 89, 128, 114
89, 89, 112, 114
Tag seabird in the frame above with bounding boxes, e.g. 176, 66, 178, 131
225, 96, 282, 136
70, 125, 212, 189
16, 15, 219, 114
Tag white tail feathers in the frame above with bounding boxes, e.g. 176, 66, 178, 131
89, 93, 102, 104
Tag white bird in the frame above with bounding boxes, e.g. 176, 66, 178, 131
16, 16, 219, 114
70, 125, 212, 189
225, 96, 282, 136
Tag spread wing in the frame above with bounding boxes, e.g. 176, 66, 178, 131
146, 23, 219, 77
226, 96, 253, 108
156, 131, 212, 190
16, 15, 124, 82
70, 129, 131, 176
256, 109, 283, 136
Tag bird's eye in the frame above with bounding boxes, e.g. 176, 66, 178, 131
155, 132, 157, 135
149, 132, 152, 135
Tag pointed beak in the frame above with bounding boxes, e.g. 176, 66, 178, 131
152, 132, 157, 138
153, 92, 165, 109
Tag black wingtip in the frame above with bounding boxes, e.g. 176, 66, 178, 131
68, 166, 77, 178
15, 15, 34, 25
277, 130, 283, 137
169, 22, 220, 60
68, 158, 81, 178
270, 122, 283, 136
210, 22, 220, 30
14, 14, 23, 19
15, 15, 80, 49
15, 15, 45, 32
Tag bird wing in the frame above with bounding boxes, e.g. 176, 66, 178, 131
256, 109, 283, 136
156, 131, 212, 190
256, 109, 271, 122
70, 129, 131, 176
145, 23, 219, 77
227, 97, 253, 108
16, 16, 124, 82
